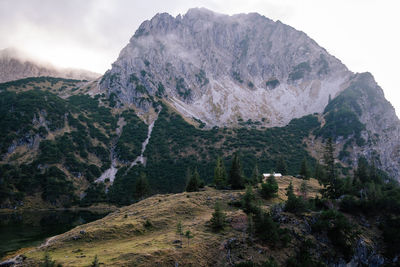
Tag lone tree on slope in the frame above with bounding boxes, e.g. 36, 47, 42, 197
228, 152, 245, 189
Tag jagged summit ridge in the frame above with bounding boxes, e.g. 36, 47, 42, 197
101, 8, 351, 127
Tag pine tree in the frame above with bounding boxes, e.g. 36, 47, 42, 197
186, 168, 200, 192
260, 175, 278, 199
250, 162, 260, 185
228, 153, 245, 189
285, 181, 307, 213
184, 230, 194, 246
209, 201, 227, 231
275, 156, 288, 175
40, 253, 60, 267
214, 156, 227, 189
323, 138, 341, 198
90, 255, 99, 267
241, 186, 258, 214
323, 138, 336, 183
300, 180, 308, 199
247, 214, 255, 241
135, 172, 150, 200
314, 161, 325, 183
193, 167, 201, 186
286, 181, 295, 198
299, 157, 310, 179
176, 221, 183, 242
355, 157, 369, 183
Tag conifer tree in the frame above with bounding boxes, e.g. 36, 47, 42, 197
250, 162, 260, 185
228, 153, 245, 189
275, 156, 288, 175
184, 230, 194, 246
214, 156, 227, 189
322, 138, 342, 198
247, 214, 255, 241
323, 138, 336, 183
261, 174, 278, 199
186, 167, 200, 192
300, 180, 308, 199
299, 157, 310, 179
209, 201, 227, 231
286, 181, 295, 199
355, 157, 369, 183
314, 161, 325, 182
40, 253, 60, 267
135, 172, 150, 200
176, 221, 183, 242
285, 181, 307, 213
241, 186, 258, 214
90, 255, 99, 267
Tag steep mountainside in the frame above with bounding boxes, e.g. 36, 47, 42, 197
101, 8, 350, 128
100, 8, 400, 180
0, 48, 100, 83
1, 8, 399, 210
315, 73, 400, 178
0, 77, 148, 208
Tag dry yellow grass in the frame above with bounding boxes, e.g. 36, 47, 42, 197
20, 189, 243, 266
16, 178, 322, 266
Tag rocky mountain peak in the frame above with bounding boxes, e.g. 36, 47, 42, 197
99, 8, 400, 180
103, 8, 351, 127
102, 8, 352, 127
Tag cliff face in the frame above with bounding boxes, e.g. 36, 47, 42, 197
100, 8, 400, 179
323, 73, 400, 179
101, 8, 351, 127
0, 48, 100, 82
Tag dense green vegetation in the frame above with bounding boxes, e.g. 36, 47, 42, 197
312, 209, 359, 260
115, 110, 148, 162
0, 79, 325, 207
240, 186, 290, 248
0, 90, 69, 154
0, 76, 84, 91
0, 83, 120, 207
316, 73, 389, 151
125, 104, 321, 194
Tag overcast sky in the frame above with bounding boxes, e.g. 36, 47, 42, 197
1, 0, 399, 115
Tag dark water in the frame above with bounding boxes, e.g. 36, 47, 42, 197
0, 210, 109, 259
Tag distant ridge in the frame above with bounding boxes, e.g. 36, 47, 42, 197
0, 47, 100, 83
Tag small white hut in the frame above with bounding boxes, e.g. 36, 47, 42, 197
263, 172, 283, 180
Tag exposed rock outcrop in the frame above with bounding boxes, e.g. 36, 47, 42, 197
100, 8, 400, 180
101, 8, 351, 127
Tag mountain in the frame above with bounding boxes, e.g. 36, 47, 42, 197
101, 8, 400, 180
0, 48, 100, 83
101, 8, 350, 127
0, 8, 399, 209
1, 8, 400, 266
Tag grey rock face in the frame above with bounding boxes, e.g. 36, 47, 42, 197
101, 8, 400, 180
101, 8, 351, 127
341, 73, 400, 180
346, 238, 385, 267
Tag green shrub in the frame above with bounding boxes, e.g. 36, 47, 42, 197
260, 175, 278, 199
312, 209, 358, 260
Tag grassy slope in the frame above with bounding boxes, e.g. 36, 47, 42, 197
16, 177, 323, 266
